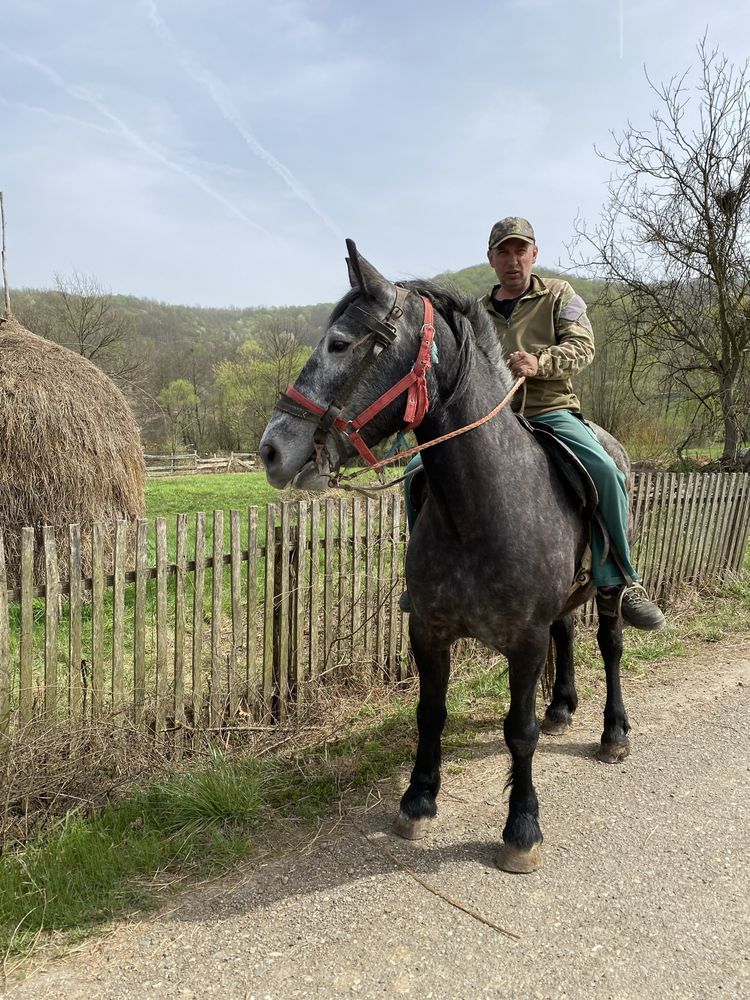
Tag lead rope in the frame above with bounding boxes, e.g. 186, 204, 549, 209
329, 376, 526, 491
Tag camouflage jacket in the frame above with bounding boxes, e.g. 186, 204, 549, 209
480, 273, 595, 417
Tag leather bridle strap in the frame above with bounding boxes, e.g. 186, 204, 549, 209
275, 290, 435, 467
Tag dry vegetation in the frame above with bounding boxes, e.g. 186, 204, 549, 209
0, 315, 145, 585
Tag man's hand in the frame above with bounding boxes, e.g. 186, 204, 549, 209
507, 351, 540, 378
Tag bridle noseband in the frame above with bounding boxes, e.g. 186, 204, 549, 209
274, 287, 435, 469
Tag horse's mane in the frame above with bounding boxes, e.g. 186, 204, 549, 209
329, 280, 512, 408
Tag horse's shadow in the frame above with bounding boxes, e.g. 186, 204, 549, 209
161, 731, 609, 930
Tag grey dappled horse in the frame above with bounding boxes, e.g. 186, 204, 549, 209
259, 242, 631, 873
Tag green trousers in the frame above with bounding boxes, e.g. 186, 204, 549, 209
403, 409, 638, 588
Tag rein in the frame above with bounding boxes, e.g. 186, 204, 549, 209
333, 375, 526, 487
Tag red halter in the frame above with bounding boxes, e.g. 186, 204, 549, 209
277, 294, 435, 467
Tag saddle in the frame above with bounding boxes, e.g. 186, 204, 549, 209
517, 416, 598, 518
518, 415, 605, 596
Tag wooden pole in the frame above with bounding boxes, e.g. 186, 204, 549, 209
0, 192, 11, 318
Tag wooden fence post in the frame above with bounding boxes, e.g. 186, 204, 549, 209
246, 507, 259, 716
274, 504, 295, 720
112, 521, 126, 718
155, 517, 169, 741
0, 533, 9, 738
174, 513, 188, 747
91, 522, 104, 718
210, 510, 224, 728
262, 504, 277, 720
294, 501, 308, 706
19, 527, 33, 726
229, 509, 242, 720
134, 519, 148, 729
43, 526, 60, 721
69, 524, 82, 721
192, 512, 207, 732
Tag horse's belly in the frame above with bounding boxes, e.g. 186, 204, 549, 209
408, 546, 575, 639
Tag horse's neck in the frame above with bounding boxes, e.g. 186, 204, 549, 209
414, 354, 533, 528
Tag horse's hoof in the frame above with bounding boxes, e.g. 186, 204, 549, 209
393, 811, 432, 841
541, 716, 572, 736
596, 741, 630, 764
495, 842, 543, 874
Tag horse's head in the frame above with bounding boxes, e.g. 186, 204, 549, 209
259, 240, 434, 490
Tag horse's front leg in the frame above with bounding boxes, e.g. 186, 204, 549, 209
596, 612, 630, 763
395, 616, 451, 841
497, 640, 548, 874
541, 613, 578, 735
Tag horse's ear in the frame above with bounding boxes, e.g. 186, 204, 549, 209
345, 239, 394, 301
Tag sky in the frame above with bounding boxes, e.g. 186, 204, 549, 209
1, 0, 749, 308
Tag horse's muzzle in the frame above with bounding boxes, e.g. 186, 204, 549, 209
259, 420, 337, 491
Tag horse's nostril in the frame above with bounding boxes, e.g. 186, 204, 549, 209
259, 443, 276, 469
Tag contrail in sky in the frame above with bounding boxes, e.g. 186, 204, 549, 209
0, 43, 275, 239
619, 0, 624, 59
0, 94, 118, 138
0, 95, 254, 185
142, 0, 345, 242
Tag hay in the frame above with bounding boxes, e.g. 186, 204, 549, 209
0, 314, 145, 585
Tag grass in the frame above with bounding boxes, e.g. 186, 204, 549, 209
144, 471, 284, 560
143, 468, 405, 558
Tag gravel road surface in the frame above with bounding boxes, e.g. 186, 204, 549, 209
6, 640, 749, 1000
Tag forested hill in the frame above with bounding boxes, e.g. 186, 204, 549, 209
9, 263, 604, 452
12, 262, 600, 361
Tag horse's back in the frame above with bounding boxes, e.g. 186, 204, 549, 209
589, 422, 630, 479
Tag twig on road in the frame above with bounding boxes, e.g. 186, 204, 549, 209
350, 819, 521, 941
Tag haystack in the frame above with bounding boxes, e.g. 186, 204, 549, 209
0, 314, 145, 586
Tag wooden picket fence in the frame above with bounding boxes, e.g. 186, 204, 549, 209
0, 494, 408, 744
629, 471, 750, 598
0, 472, 748, 744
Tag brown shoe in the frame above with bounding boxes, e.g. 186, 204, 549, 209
597, 585, 666, 631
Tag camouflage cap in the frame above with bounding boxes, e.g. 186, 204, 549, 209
488, 217, 535, 250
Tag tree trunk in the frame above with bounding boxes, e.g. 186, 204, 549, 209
719, 374, 741, 464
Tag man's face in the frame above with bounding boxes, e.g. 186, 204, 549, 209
487, 238, 538, 295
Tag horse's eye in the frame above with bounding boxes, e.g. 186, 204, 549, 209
328, 339, 350, 353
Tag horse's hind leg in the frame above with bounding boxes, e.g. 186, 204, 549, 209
496, 644, 547, 874
596, 613, 630, 763
541, 614, 578, 735
395, 618, 451, 841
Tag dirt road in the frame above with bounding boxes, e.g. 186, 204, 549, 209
7, 641, 750, 1000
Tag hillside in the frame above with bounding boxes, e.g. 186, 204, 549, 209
9, 262, 607, 452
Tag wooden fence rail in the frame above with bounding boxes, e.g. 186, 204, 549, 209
144, 452, 259, 476
0, 473, 748, 742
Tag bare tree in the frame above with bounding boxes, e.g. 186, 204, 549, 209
53, 270, 143, 384
571, 38, 750, 464
257, 316, 309, 398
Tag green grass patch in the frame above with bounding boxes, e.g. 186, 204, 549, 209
145, 471, 282, 560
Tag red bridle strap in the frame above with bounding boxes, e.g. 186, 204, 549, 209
282, 296, 435, 467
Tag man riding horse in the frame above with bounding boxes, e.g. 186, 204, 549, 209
401, 216, 666, 631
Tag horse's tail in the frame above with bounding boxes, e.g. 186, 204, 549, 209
541, 637, 555, 703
